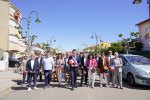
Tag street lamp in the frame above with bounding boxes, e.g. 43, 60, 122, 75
57, 45, 62, 53
18, 11, 41, 53
133, 0, 142, 4
27, 11, 41, 46
47, 36, 56, 54
133, 0, 150, 19
17, 18, 28, 39
91, 32, 102, 47
82, 42, 87, 52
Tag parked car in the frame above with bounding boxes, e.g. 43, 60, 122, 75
119, 54, 150, 86
9, 58, 22, 68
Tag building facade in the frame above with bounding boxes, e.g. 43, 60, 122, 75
136, 19, 150, 51
0, 0, 27, 70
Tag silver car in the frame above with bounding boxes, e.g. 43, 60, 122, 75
119, 54, 150, 86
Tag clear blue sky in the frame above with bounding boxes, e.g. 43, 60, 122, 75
10, 0, 147, 51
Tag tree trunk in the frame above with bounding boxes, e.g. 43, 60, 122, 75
125, 49, 129, 54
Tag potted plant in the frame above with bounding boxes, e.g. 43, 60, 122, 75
16, 34, 21, 39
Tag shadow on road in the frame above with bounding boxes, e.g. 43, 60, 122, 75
11, 86, 27, 91
122, 80, 150, 90
11, 78, 150, 91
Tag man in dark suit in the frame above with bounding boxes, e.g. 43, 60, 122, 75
26, 53, 39, 92
68, 49, 81, 91
80, 52, 88, 86
37, 54, 43, 82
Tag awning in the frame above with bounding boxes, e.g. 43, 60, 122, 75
28, 46, 45, 54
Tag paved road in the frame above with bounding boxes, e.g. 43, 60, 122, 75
0, 78, 150, 100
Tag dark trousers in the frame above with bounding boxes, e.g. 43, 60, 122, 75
44, 70, 52, 86
81, 67, 88, 85
22, 72, 29, 83
37, 69, 42, 81
28, 73, 37, 87
64, 67, 71, 83
70, 67, 77, 88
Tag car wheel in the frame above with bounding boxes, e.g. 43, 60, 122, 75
15, 63, 19, 68
127, 73, 135, 86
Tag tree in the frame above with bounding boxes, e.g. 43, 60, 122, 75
118, 32, 142, 54
131, 41, 143, 51
40, 42, 49, 52
35, 43, 42, 48
93, 46, 100, 56
30, 35, 38, 46
103, 42, 123, 54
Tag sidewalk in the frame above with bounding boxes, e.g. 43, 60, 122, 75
0, 70, 22, 96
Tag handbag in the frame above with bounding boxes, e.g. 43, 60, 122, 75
104, 66, 108, 71
91, 68, 96, 73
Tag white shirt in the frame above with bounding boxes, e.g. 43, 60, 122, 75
84, 58, 86, 66
72, 57, 77, 64
57, 59, 63, 67
38, 57, 41, 64
89, 60, 92, 70
108, 55, 115, 65
31, 60, 34, 70
43, 57, 54, 70
114, 58, 122, 72
65, 58, 69, 66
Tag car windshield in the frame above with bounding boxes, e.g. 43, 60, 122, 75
9, 58, 17, 61
126, 56, 150, 65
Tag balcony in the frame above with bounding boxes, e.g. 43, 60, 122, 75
9, 26, 18, 36
9, 35, 27, 52
9, 41, 26, 53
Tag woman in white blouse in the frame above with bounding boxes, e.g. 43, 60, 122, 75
113, 52, 123, 89
56, 53, 64, 87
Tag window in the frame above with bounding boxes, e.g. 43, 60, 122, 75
126, 56, 150, 65
119, 56, 129, 65
0, 51, 4, 60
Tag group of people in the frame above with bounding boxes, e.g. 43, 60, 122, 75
21, 49, 123, 92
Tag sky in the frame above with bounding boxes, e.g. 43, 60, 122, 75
10, 0, 147, 51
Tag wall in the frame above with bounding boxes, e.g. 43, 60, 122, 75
0, 51, 8, 71
0, 0, 9, 51
138, 21, 150, 51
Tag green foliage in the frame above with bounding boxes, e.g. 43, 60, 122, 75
93, 46, 100, 56
30, 35, 38, 46
131, 41, 143, 51
130, 32, 136, 36
118, 32, 143, 54
103, 42, 123, 54
118, 34, 123, 37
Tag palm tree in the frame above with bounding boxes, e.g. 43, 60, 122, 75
30, 35, 38, 46
40, 42, 50, 52
35, 43, 42, 48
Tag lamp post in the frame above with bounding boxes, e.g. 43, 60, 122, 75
57, 45, 60, 53
91, 32, 102, 47
17, 18, 28, 39
47, 36, 56, 54
27, 11, 41, 47
18, 11, 41, 52
133, 0, 150, 19
82, 42, 87, 52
